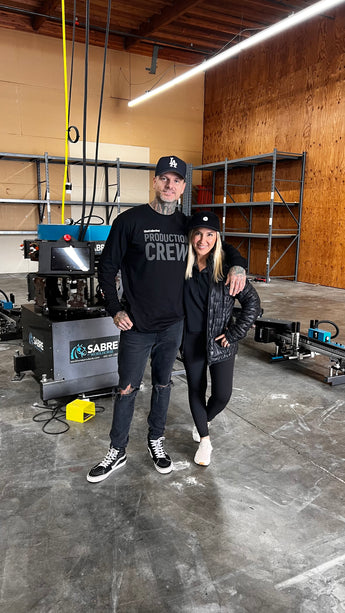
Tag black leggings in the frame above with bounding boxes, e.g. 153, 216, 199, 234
183, 331, 235, 438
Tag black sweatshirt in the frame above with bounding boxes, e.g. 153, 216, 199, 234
98, 204, 246, 332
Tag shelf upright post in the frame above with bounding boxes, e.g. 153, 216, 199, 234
294, 151, 307, 281
222, 158, 228, 240
212, 168, 216, 206
116, 158, 121, 215
248, 164, 255, 273
266, 148, 278, 282
35, 157, 44, 223
44, 152, 51, 224
183, 163, 193, 215
189, 162, 194, 214
104, 164, 110, 224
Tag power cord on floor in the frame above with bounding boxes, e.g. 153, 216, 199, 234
32, 400, 106, 434
95, 405, 105, 414
32, 402, 69, 435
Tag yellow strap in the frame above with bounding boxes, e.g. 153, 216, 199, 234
60, 0, 69, 223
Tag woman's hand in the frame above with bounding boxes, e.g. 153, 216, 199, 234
215, 333, 230, 348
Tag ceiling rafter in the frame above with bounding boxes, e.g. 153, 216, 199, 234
176, 17, 254, 40
32, 0, 60, 30
124, 0, 203, 51
188, 8, 267, 30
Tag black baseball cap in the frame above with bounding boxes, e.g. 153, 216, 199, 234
155, 155, 187, 180
188, 211, 220, 232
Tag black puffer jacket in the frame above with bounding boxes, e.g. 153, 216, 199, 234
207, 275, 261, 365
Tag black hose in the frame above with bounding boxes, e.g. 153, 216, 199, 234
0, 289, 9, 302
73, 215, 104, 226
78, 0, 90, 242
66, 0, 79, 193
80, 0, 112, 242
317, 319, 339, 339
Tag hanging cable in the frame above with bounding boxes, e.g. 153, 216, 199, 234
80, 0, 112, 242
65, 0, 79, 190
78, 0, 90, 241
74, 214, 104, 225
60, 0, 70, 224
68, 0, 76, 127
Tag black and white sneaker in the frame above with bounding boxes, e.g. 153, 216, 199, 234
87, 446, 127, 483
148, 436, 173, 474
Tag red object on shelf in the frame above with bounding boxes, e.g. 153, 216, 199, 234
196, 185, 213, 204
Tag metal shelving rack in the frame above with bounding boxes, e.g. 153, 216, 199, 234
0, 152, 152, 232
191, 149, 306, 282
0, 152, 192, 235
0, 150, 305, 280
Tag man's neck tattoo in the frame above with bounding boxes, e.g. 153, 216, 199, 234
150, 198, 177, 215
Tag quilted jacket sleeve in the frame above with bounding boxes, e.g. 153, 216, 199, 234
225, 280, 261, 344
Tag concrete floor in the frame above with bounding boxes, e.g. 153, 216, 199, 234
1, 274, 345, 612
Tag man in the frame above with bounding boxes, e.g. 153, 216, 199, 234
87, 155, 246, 483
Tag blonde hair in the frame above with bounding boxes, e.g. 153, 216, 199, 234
185, 230, 224, 282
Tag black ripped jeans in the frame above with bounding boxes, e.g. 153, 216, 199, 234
183, 331, 235, 438
109, 320, 184, 448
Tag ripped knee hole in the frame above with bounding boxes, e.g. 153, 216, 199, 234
154, 381, 172, 389
119, 383, 135, 395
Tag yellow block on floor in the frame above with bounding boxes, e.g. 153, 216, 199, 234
66, 399, 95, 423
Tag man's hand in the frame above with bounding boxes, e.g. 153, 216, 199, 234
113, 310, 133, 331
226, 266, 246, 296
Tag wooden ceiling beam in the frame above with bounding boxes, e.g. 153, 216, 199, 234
124, 40, 207, 63
153, 29, 231, 48
124, 0, 203, 50
32, 0, 60, 31
177, 16, 255, 38
188, 8, 266, 29
213, 0, 294, 15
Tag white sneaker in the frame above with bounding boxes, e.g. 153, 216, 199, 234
192, 422, 211, 443
192, 425, 200, 442
194, 438, 213, 466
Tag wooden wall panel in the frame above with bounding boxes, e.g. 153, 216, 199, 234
203, 7, 345, 288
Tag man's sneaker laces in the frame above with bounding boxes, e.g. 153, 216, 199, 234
148, 436, 173, 474
99, 447, 121, 467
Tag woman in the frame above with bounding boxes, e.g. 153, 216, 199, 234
183, 211, 261, 466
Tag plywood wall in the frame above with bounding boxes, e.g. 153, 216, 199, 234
203, 6, 345, 289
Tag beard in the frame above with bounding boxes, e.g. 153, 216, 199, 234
157, 192, 178, 205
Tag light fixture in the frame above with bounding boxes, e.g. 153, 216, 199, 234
128, 0, 345, 107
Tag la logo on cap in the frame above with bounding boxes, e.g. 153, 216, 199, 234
169, 157, 178, 168
203, 216, 208, 221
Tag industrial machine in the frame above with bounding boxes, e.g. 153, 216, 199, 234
0, 291, 22, 341
254, 317, 345, 385
11, 223, 120, 401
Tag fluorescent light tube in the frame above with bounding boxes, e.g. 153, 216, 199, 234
128, 0, 345, 107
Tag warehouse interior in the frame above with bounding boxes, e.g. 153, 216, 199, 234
1, 1, 345, 612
